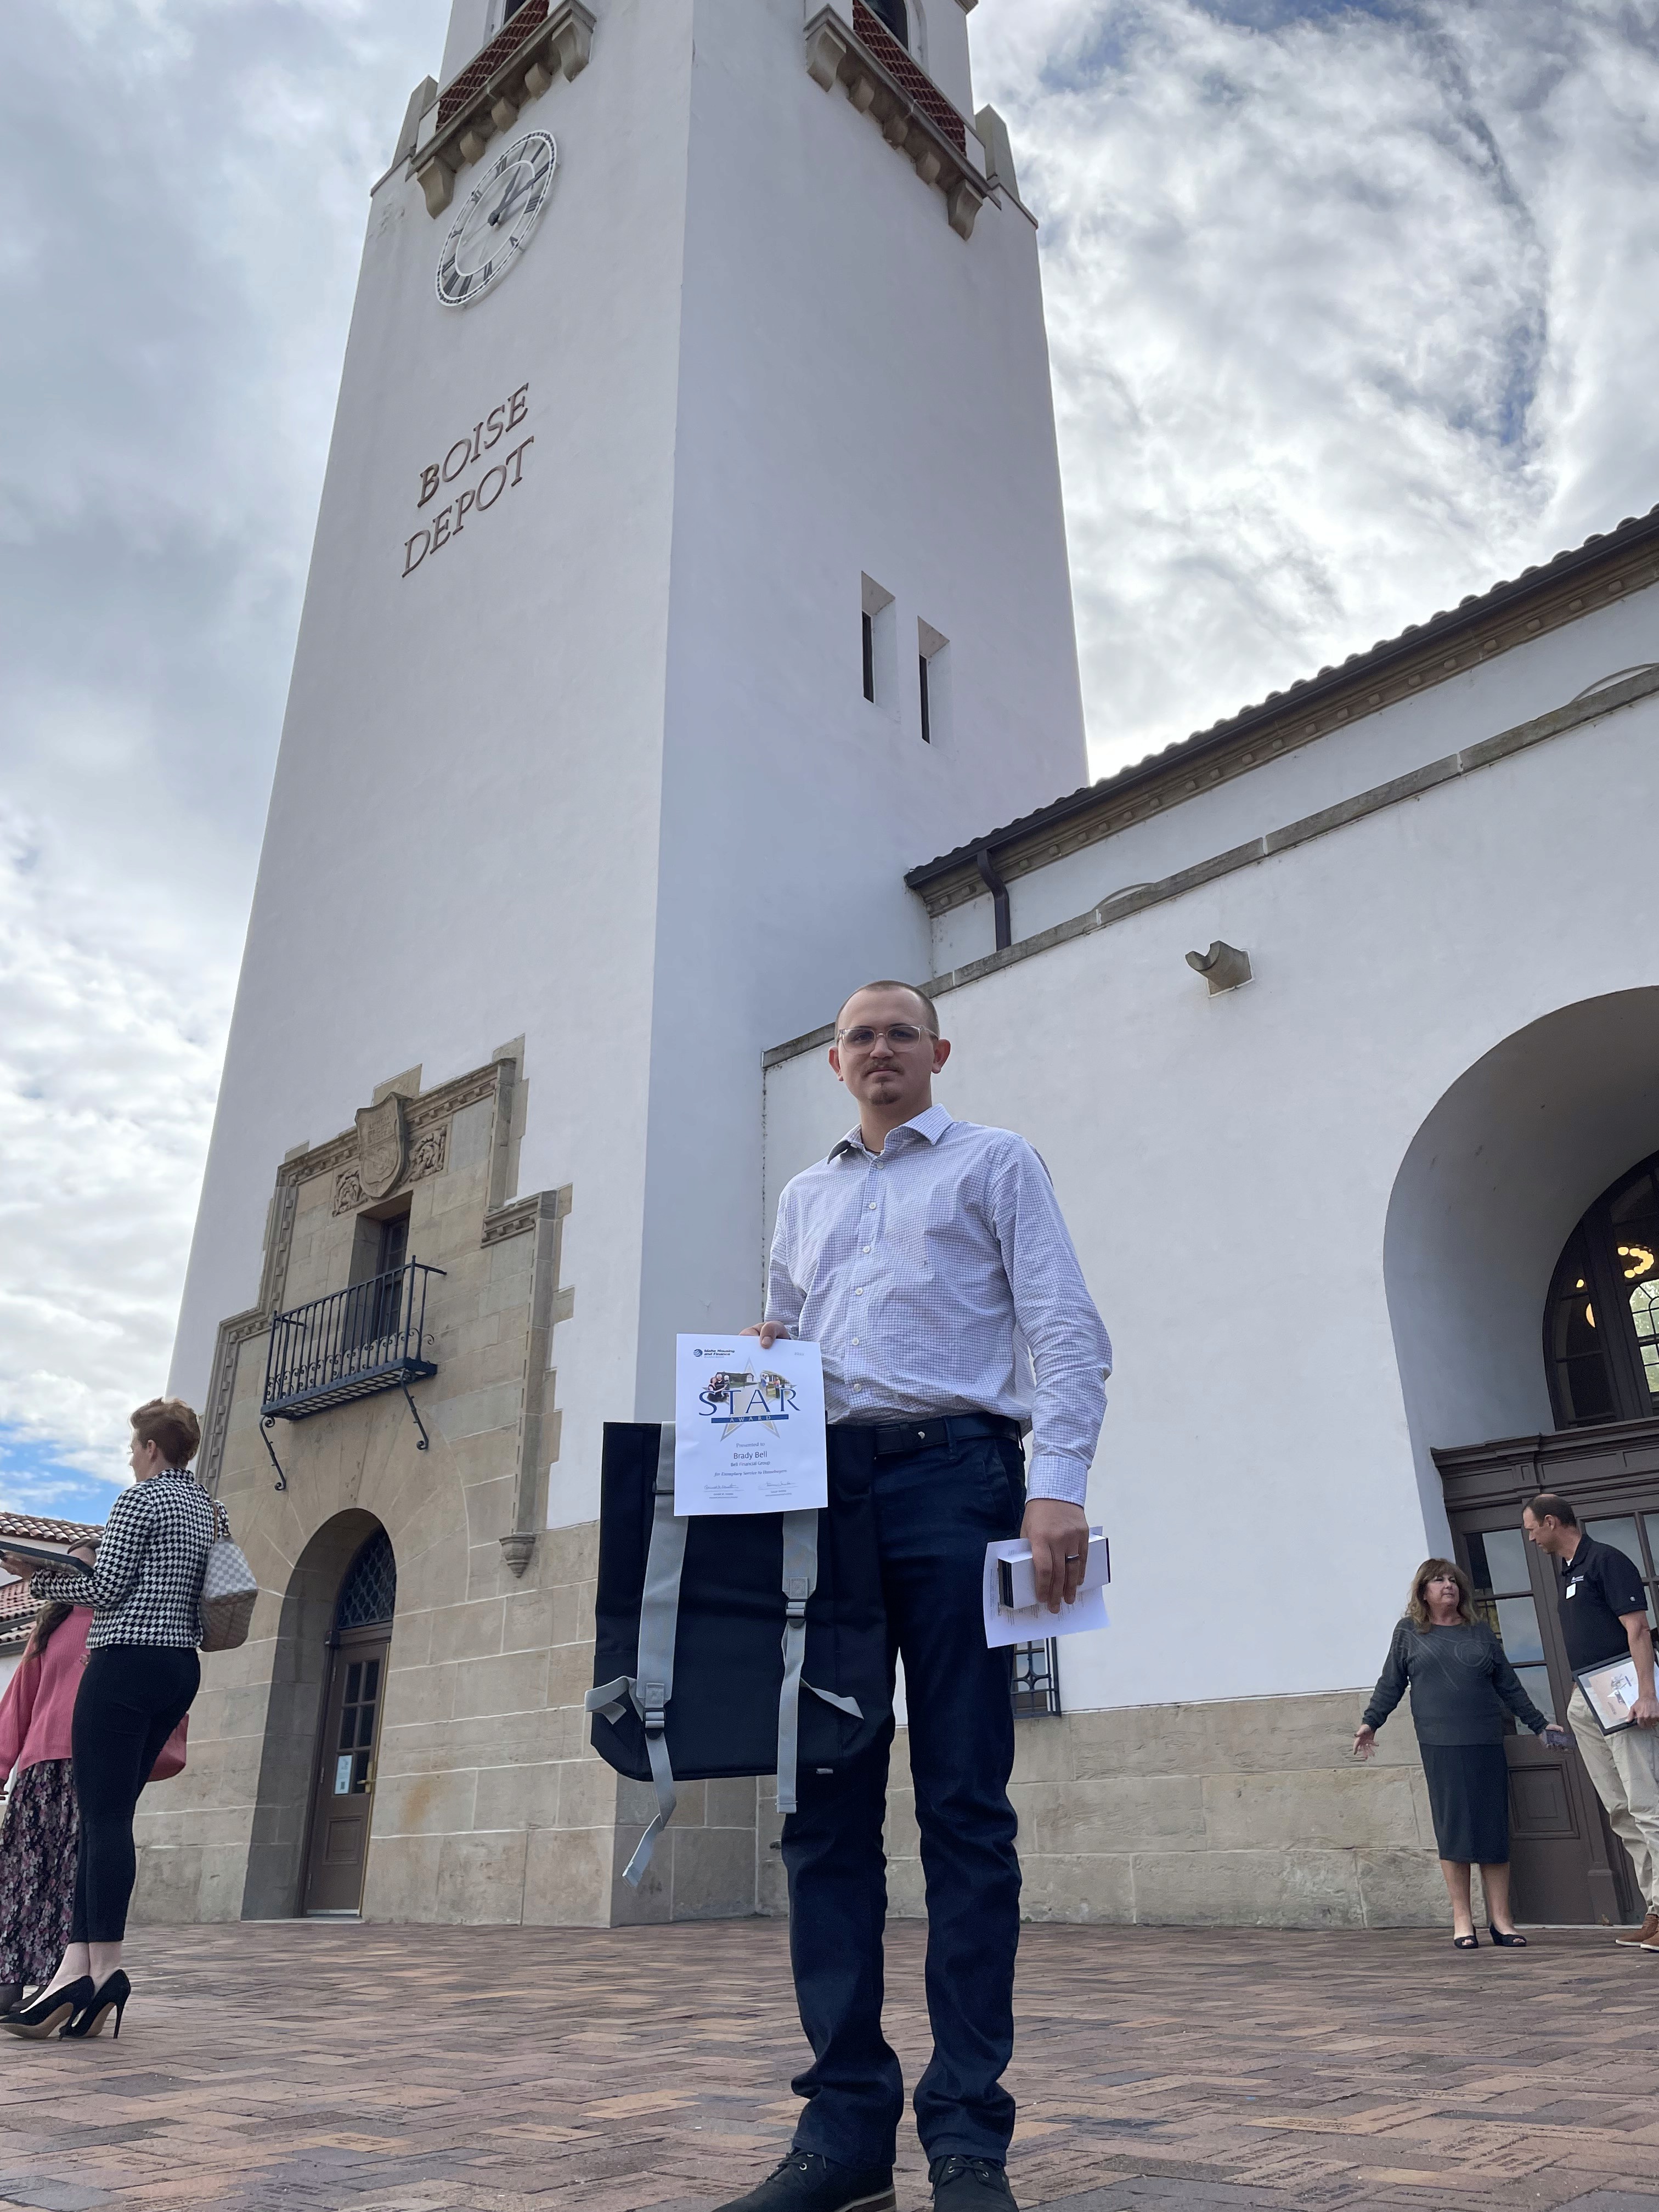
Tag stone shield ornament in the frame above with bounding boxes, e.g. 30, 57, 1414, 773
354, 1096, 408, 1201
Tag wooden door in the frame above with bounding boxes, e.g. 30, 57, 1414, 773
302, 1626, 390, 1915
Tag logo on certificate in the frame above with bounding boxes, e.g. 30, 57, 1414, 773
699, 1368, 799, 1438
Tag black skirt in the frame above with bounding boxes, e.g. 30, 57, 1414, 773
1419, 1742, 1511, 1864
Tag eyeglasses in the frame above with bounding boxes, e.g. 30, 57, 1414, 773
835, 1024, 933, 1048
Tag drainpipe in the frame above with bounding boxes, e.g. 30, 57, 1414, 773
976, 845, 1013, 952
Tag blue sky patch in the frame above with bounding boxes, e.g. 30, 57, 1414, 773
0, 1426, 124, 1528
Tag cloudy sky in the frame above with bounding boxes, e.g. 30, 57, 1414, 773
2, 0, 1656, 1520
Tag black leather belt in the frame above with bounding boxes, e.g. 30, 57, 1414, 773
864, 1414, 1021, 1459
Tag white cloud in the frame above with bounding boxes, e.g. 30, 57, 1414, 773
0, 0, 448, 1501
2, 0, 1656, 1501
969, 0, 1659, 769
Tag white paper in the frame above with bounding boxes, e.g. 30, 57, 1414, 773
674, 1335, 828, 1516
983, 1536, 1108, 1649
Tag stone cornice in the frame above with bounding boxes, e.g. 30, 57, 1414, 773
482, 1184, 571, 1249
764, 662, 1659, 1069
804, 5, 989, 240
414, 1, 595, 218
908, 507, 1659, 918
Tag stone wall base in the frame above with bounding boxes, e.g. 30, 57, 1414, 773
883, 1689, 1448, 1929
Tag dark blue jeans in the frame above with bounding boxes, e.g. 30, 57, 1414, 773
784, 1425, 1025, 2170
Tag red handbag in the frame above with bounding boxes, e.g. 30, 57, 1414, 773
148, 1714, 188, 1782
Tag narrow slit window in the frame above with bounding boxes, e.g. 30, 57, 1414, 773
918, 619, 950, 747
861, 576, 895, 708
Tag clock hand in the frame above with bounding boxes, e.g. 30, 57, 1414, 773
489, 177, 531, 227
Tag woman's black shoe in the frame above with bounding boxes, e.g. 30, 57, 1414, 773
0, 1977, 95, 2040
1452, 1932, 1479, 1949
714, 2152, 895, 2212
1488, 1924, 1528, 1948
63, 1971, 131, 2040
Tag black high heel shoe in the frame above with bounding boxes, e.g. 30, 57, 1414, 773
0, 1977, 95, 2040
62, 1971, 130, 2040
1488, 1923, 1528, 1948
1452, 1931, 1479, 1949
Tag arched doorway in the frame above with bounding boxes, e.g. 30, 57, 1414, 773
1385, 990, 1659, 1924
240, 1509, 396, 1922
301, 1528, 397, 1915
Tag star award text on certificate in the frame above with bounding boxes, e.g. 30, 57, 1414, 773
674, 1336, 828, 1516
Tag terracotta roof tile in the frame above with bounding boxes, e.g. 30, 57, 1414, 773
907, 503, 1659, 889
0, 1510, 105, 1544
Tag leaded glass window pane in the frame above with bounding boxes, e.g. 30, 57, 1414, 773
335, 1531, 397, 1630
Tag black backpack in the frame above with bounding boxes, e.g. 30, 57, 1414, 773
588, 1423, 890, 1882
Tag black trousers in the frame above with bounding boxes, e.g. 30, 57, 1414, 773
784, 1425, 1025, 2170
70, 1646, 200, 1944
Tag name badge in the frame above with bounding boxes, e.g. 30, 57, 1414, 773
1566, 1581, 1579, 1599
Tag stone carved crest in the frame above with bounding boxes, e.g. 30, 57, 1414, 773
354, 1096, 408, 1201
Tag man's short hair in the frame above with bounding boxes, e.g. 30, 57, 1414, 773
1526, 1491, 1579, 1528
835, 980, 940, 1037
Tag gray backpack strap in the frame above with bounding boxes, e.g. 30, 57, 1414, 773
581, 1425, 687, 1887
775, 1509, 821, 1816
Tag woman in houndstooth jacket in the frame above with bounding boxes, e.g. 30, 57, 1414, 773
0, 1399, 213, 2042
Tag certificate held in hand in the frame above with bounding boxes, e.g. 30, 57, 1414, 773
674, 1335, 828, 1516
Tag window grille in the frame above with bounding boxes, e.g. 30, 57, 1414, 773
1011, 1638, 1061, 1719
336, 1531, 397, 1632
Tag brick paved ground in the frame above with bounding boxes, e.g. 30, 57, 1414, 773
0, 1921, 1655, 2212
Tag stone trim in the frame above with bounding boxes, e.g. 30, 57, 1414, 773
334, 1120, 449, 1215
497, 1186, 574, 1576
804, 6, 989, 240
415, 1, 595, 218
289, 1057, 509, 1200
764, 662, 1659, 1069
909, 518, 1659, 917
198, 1054, 526, 1489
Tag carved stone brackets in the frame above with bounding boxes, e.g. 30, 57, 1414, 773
416, 1, 597, 218
804, 5, 989, 240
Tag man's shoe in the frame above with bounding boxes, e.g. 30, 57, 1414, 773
930, 2157, 1017, 2212
1615, 1910, 1659, 1946
716, 2153, 895, 2212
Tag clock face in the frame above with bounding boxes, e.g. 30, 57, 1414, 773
436, 130, 558, 308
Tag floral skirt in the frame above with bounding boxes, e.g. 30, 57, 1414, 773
0, 1760, 78, 1986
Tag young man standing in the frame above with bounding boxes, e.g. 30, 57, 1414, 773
1523, 1492, 1659, 1947
722, 983, 1111, 2212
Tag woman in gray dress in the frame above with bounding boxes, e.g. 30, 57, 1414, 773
1355, 1558, 1569, 1948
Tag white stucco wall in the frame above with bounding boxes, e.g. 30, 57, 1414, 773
929, 585, 1659, 973
764, 675, 1659, 1716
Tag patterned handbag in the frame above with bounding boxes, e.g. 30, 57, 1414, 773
199, 1500, 258, 1652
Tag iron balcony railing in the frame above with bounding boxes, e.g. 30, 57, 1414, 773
261, 1262, 444, 1440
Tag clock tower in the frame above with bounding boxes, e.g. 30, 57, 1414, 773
159, 0, 1088, 1930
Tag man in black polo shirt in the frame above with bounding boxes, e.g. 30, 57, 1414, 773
1523, 1491, 1659, 1949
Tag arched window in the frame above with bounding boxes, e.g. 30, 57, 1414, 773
1546, 1152, 1659, 1427
867, 0, 910, 48
335, 1529, 397, 1631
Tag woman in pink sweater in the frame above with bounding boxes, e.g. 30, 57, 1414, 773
0, 1604, 91, 2015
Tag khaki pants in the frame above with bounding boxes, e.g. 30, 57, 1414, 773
1568, 1686, 1659, 1911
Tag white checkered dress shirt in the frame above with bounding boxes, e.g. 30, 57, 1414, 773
765, 1105, 1111, 1505
32, 1470, 217, 1649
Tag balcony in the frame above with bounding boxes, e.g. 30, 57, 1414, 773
258, 1263, 445, 1485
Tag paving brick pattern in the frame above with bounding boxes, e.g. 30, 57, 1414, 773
0, 1922, 1654, 2212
